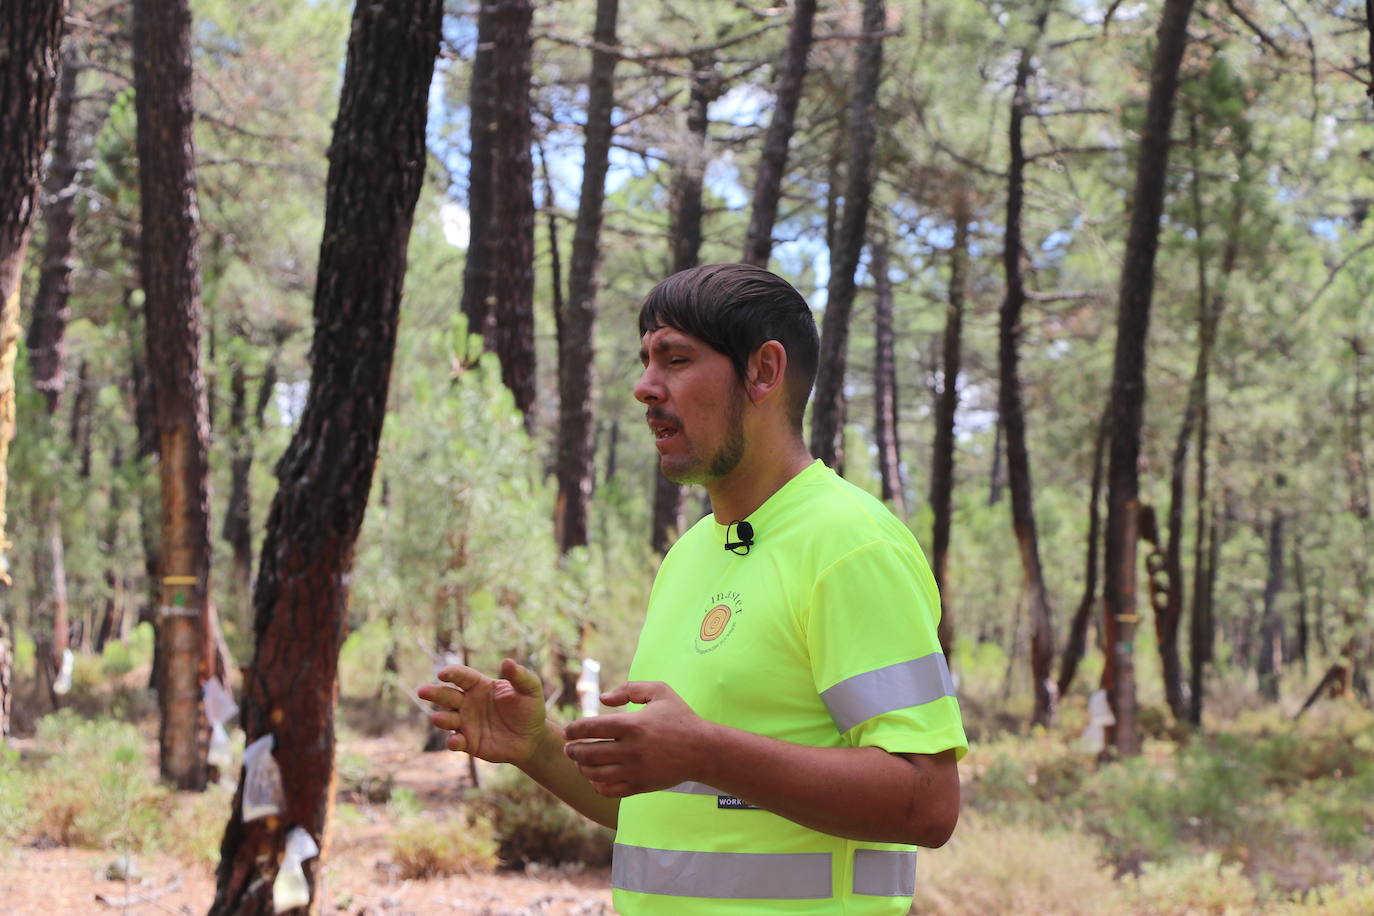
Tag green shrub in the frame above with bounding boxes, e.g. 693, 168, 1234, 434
0, 748, 32, 849
473, 769, 613, 868
388, 813, 498, 879
28, 711, 166, 851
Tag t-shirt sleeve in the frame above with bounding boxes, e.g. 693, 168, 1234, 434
805, 538, 968, 761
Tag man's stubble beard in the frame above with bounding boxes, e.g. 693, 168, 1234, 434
665, 387, 746, 486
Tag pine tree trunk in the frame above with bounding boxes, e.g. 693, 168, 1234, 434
133, 0, 219, 790
1257, 509, 1285, 701
223, 364, 255, 623
0, 0, 67, 596
652, 52, 716, 554
1058, 408, 1108, 696
555, 0, 619, 554
209, 0, 440, 908
1103, 0, 1196, 755
485, 0, 536, 427
930, 192, 970, 658
460, 0, 497, 341
741, 0, 816, 267
25, 42, 80, 416
810, 0, 885, 470
871, 233, 905, 516
997, 1, 1056, 728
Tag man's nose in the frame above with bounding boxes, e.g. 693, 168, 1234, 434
634, 365, 663, 405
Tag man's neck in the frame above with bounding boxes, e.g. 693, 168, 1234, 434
706, 440, 814, 523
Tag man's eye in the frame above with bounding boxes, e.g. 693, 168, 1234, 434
669, 357, 688, 366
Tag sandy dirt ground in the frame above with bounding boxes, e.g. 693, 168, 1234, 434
0, 732, 614, 915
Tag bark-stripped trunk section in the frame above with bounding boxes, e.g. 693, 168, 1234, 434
555, 0, 618, 554
133, 0, 218, 790
997, 1, 1056, 728
931, 192, 970, 658
651, 52, 716, 555
810, 0, 885, 471
871, 232, 905, 516
484, 0, 536, 427
209, 1, 441, 912
1102, 0, 1196, 755
741, 0, 817, 267
0, 0, 67, 600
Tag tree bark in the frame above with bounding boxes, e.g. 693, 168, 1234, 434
0, 0, 67, 596
209, 0, 440, 911
810, 0, 886, 470
652, 50, 717, 554
1102, 0, 1196, 755
1257, 508, 1285, 701
930, 192, 969, 622
872, 232, 905, 517
222, 363, 254, 624
555, 0, 618, 554
459, 0, 497, 341
997, 0, 1056, 728
133, 0, 220, 790
1058, 407, 1108, 696
484, 0, 536, 428
25, 42, 80, 417
741, 0, 817, 267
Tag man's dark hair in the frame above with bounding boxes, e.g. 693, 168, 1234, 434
638, 263, 820, 431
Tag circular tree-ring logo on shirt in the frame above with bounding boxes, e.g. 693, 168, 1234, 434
695, 592, 742, 654
700, 605, 732, 641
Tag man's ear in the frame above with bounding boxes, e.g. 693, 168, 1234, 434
746, 340, 788, 405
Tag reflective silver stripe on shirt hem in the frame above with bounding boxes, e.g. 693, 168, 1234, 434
853, 849, 917, 896
663, 781, 717, 795
612, 844, 833, 899
820, 652, 956, 734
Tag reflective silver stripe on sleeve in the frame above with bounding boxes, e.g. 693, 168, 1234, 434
853, 849, 917, 896
612, 843, 832, 899
820, 652, 956, 734
662, 781, 717, 795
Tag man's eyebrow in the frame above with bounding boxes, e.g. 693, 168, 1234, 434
640, 337, 694, 363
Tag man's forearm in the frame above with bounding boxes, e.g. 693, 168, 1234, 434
519, 722, 621, 829
694, 723, 959, 847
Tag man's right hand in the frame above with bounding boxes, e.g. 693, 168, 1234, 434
417, 658, 548, 766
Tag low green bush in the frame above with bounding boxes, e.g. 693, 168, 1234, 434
472, 768, 613, 868
0, 748, 32, 849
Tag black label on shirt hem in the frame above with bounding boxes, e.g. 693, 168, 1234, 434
716, 795, 760, 810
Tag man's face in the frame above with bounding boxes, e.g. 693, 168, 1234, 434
635, 326, 747, 485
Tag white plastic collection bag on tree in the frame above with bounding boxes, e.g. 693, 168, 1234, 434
204, 677, 240, 772
271, 827, 319, 913
52, 648, 74, 696
242, 734, 286, 822
1080, 689, 1116, 753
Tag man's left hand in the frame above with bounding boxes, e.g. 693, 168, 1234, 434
562, 681, 713, 797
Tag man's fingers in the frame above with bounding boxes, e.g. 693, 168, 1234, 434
564, 714, 633, 742
430, 710, 463, 731
447, 731, 469, 753
418, 684, 465, 710
500, 658, 544, 698
437, 664, 486, 691
564, 738, 626, 766
600, 681, 664, 708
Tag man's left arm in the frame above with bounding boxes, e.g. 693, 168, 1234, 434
563, 681, 959, 847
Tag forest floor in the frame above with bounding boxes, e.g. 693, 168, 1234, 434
0, 730, 615, 916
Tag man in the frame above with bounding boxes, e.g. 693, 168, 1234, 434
419, 264, 966, 914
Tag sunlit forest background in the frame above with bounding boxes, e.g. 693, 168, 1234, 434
1, 0, 1373, 912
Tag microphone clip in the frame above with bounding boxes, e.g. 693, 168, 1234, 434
724, 520, 754, 556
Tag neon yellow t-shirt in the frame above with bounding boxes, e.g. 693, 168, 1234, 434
613, 460, 967, 915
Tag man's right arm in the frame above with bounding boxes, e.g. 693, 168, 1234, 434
417, 659, 620, 829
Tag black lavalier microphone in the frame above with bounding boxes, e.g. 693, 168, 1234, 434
724, 520, 754, 555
